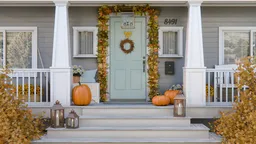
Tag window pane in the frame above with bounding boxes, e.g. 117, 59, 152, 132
6, 32, 32, 68
0, 32, 3, 68
224, 32, 250, 64
163, 31, 177, 54
79, 31, 93, 54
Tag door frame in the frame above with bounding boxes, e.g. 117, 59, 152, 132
107, 15, 149, 102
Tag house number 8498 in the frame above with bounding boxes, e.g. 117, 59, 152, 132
164, 19, 178, 25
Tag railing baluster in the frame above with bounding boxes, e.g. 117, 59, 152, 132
231, 72, 234, 103
207, 72, 210, 103
220, 72, 223, 103
214, 71, 217, 103
34, 72, 37, 103
46, 72, 49, 102
237, 76, 240, 102
22, 71, 25, 96
40, 72, 42, 102
225, 72, 228, 102
16, 72, 18, 98
28, 72, 30, 102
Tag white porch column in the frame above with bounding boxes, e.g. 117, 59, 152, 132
50, 0, 72, 106
183, 0, 206, 107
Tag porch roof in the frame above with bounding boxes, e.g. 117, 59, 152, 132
0, 0, 255, 7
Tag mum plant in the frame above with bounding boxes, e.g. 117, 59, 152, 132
0, 68, 44, 143
213, 57, 256, 143
72, 65, 84, 76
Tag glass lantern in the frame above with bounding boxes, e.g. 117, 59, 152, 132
66, 109, 79, 129
173, 94, 186, 117
50, 100, 65, 128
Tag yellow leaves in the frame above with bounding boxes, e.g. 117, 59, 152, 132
0, 68, 44, 143
213, 56, 256, 143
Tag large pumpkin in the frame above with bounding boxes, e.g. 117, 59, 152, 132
72, 82, 92, 106
152, 95, 170, 106
164, 90, 180, 104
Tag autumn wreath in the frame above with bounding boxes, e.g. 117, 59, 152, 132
120, 38, 134, 54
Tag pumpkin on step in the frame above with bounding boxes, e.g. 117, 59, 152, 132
72, 82, 92, 106
152, 95, 170, 106
164, 90, 180, 105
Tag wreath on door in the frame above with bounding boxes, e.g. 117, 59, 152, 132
120, 38, 134, 54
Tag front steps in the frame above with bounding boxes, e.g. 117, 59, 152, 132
33, 104, 221, 144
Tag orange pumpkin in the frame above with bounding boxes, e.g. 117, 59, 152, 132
152, 95, 170, 106
164, 90, 180, 104
72, 82, 92, 106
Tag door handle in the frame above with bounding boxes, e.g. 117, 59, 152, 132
143, 60, 146, 72
143, 56, 146, 72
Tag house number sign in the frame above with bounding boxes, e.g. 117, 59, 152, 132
164, 18, 178, 25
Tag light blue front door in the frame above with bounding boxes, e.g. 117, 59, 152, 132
110, 17, 146, 100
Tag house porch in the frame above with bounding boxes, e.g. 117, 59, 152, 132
1, 0, 254, 115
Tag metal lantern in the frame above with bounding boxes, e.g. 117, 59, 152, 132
50, 100, 65, 128
66, 109, 79, 129
173, 93, 186, 117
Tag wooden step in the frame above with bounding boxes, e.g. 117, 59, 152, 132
46, 124, 209, 139
82, 104, 173, 117
32, 133, 221, 144
79, 116, 191, 127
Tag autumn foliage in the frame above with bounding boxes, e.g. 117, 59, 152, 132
213, 57, 256, 143
0, 68, 44, 144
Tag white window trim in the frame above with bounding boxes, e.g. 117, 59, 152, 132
0, 27, 38, 69
73, 27, 98, 58
158, 27, 183, 58
219, 27, 256, 67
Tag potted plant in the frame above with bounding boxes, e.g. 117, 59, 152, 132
72, 65, 84, 83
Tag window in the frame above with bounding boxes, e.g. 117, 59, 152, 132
73, 27, 98, 58
219, 27, 256, 65
158, 27, 183, 57
0, 27, 37, 69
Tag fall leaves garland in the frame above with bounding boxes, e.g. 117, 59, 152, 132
97, 5, 159, 101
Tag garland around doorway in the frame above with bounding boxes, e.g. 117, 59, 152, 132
97, 4, 160, 102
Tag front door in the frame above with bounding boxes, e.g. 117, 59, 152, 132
110, 17, 146, 100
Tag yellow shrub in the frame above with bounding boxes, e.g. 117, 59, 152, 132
0, 68, 44, 144
17, 84, 42, 102
206, 84, 214, 97
213, 57, 256, 143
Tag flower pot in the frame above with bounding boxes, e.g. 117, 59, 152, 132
73, 76, 80, 83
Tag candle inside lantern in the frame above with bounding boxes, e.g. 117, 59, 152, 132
177, 103, 183, 115
56, 110, 59, 126
71, 119, 74, 127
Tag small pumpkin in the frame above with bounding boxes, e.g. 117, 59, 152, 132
72, 82, 92, 106
152, 95, 170, 106
164, 90, 180, 104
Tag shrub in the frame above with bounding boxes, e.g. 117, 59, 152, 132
0, 68, 44, 144
213, 57, 256, 143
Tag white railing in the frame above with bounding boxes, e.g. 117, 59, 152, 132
9, 69, 51, 106
206, 69, 247, 106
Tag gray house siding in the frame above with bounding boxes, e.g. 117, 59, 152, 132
0, 7, 55, 68
157, 7, 187, 93
202, 7, 256, 68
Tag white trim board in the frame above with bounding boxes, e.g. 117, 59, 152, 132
218, 27, 256, 65
158, 27, 183, 58
73, 27, 98, 58
0, 27, 38, 69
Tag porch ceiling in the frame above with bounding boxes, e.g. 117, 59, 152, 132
0, 0, 255, 7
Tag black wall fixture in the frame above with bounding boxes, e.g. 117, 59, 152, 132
165, 61, 174, 75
